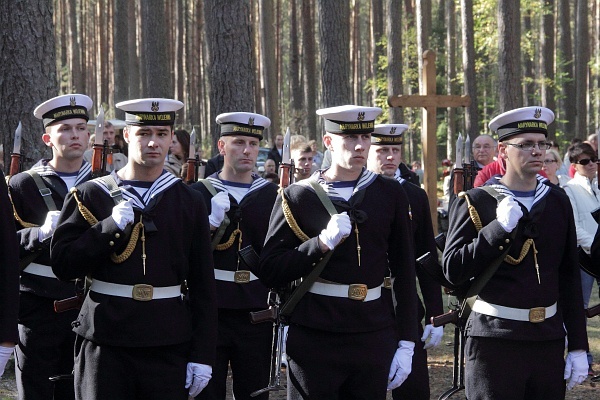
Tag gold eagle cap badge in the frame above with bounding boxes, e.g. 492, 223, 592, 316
533, 108, 542, 119
151, 101, 160, 112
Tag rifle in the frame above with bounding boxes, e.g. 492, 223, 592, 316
246, 128, 295, 397
587, 303, 600, 318
53, 279, 86, 313
91, 106, 110, 178
452, 133, 480, 194
185, 128, 207, 183
8, 122, 23, 178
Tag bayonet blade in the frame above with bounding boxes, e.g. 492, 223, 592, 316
189, 128, 197, 159
95, 106, 105, 145
12, 121, 22, 154
282, 128, 291, 164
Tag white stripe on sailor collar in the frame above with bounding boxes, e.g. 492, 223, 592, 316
295, 168, 378, 201
32, 161, 92, 186
486, 174, 550, 208
207, 173, 269, 197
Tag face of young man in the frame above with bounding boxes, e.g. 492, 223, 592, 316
275, 135, 284, 149
103, 125, 116, 146
324, 133, 371, 173
292, 149, 314, 180
367, 144, 402, 177
42, 118, 90, 161
124, 125, 173, 168
499, 132, 547, 178
218, 135, 260, 174
264, 159, 276, 174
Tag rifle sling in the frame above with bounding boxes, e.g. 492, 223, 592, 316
459, 186, 517, 321
280, 181, 337, 317
199, 179, 231, 251
26, 170, 58, 211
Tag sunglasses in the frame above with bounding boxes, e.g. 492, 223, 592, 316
575, 158, 598, 166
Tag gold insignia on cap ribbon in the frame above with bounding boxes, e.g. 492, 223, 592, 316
390, 127, 397, 134
534, 108, 542, 119
151, 101, 159, 112
70, 97, 76, 106
357, 112, 365, 121
248, 117, 255, 126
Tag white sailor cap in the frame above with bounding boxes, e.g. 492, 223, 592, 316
34, 94, 93, 128
116, 98, 184, 126
488, 106, 554, 141
316, 105, 382, 134
371, 124, 408, 145
216, 112, 271, 140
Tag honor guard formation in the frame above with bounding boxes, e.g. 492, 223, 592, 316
0, 92, 598, 400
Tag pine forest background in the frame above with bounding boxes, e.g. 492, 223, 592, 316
1, 0, 599, 175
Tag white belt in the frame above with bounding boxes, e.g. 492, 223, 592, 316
214, 269, 258, 283
308, 281, 382, 302
90, 279, 181, 301
22, 263, 57, 279
472, 299, 557, 323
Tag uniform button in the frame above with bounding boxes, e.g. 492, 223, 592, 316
109, 241, 115, 246
498, 246, 504, 251
115, 233, 121, 239
505, 238, 510, 243
312, 263, 316, 266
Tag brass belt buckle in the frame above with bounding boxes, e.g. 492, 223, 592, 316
234, 270, 251, 284
132, 284, 154, 301
383, 277, 392, 289
529, 307, 546, 323
348, 284, 368, 301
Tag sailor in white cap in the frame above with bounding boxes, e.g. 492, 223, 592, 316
259, 105, 419, 398
444, 106, 589, 398
367, 124, 444, 400
51, 98, 217, 399
9, 93, 93, 400
191, 111, 278, 399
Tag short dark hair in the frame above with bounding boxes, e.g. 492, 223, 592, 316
568, 142, 596, 164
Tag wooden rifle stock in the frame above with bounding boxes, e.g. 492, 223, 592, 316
586, 303, 600, 318
9, 153, 20, 176
91, 143, 104, 177
185, 157, 196, 184
53, 292, 85, 313
453, 168, 464, 194
250, 307, 278, 324
279, 163, 292, 188
431, 310, 459, 327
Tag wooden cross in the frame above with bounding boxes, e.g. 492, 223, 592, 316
388, 50, 471, 233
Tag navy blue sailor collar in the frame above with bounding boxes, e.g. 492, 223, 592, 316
206, 172, 270, 198
485, 174, 550, 209
33, 159, 92, 187
296, 167, 378, 202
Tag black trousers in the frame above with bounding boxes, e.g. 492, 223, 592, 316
196, 308, 272, 400
391, 323, 429, 400
15, 292, 77, 400
465, 336, 566, 400
74, 336, 190, 400
286, 324, 397, 400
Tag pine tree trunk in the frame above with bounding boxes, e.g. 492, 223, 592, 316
497, 0, 522, 111
386, 0, 404, 125
302, 0, 318, 138
461, 0, 478, 139
541, 0, 556, 139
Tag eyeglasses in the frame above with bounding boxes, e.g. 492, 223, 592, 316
543, 159, 558, 165
574, 158, 598, 166
504, 141, 552, 151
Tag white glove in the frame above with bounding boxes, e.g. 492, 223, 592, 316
38, 210, 61, 242
496, 196, 523, 232
111, 199, 135, 230
564, 350, 588, 390
185, 362, 212, 397
318, 212, 352, 251
208, 191, 230, 228
421, 324, 444, 350
387, 340, 415, 390
0, 345, 14, 378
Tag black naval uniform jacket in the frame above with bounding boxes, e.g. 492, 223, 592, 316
259, 170, 419, 341
0, 169, 19, 343
9, 160, 92, 300
395, 173, 443, 324
192, 174, 278, 309
50, 172, 217, 365
443, 179, 588, 350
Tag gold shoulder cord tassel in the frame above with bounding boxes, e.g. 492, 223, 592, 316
72, 187, 144, 266
462, 192, 540, 284
8, 186, 38, 228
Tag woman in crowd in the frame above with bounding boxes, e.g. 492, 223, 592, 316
164, 129, 190, 177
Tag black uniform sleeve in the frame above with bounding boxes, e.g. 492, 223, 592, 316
0, 170, 19, 343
